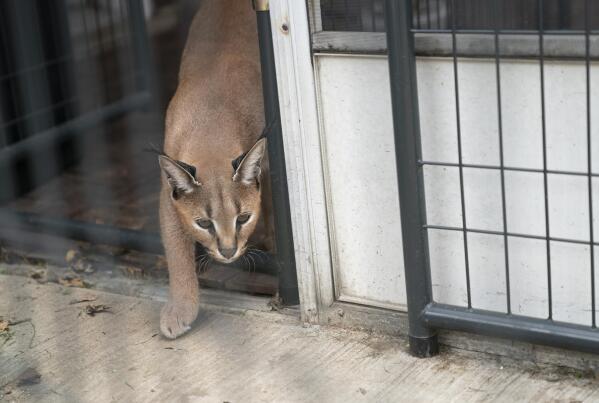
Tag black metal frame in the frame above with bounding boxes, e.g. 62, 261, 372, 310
386, 0, 599, 357
255, 6, 300, 305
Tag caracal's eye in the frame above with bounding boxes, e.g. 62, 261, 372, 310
196, 218, 213, 229
237, 213, 251, 225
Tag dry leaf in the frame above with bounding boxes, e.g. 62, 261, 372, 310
69, 297, 97, 305
84, 304, 111, 316
30, 270, 47, 283
65, 249, 79, 263
121, 265, 143, 278
59, 277, 87, 288
16, 367, 41, 386
0, 320, 9, 332
72, 260, 93, 273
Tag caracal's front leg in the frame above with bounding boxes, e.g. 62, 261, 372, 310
159, 187, 199, 339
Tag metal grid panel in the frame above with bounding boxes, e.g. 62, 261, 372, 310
385, 0, 599, 355
418, 0, 598, 326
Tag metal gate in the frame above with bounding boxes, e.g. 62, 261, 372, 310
386, 0, 599, 356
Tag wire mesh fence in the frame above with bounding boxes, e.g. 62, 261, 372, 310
384, 0, 599, 355
320, 0, 599, 32
420, 0, 598, 326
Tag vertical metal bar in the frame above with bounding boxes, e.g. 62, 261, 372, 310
106, 0, 124, 101
106, 0, 118, 52
450, 0, 472, 308
385, 0, 439, 357
254, 5, 300, 305
119, 0, 136, 90
343, 0, 350, 30
126, 0, 153, 94
415, 0, 421, 29
79, 0, 93, 59
92, 0, 110, 103
370, 0, 376, 31
538, 0, 553, 320
0, 4, 24, 146
5, 0, 54, 138
584, 0, 596, 328
426, 0, 431, 29
494, 0, 511, 314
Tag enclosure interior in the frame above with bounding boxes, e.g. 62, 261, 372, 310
0, 0, 278, 297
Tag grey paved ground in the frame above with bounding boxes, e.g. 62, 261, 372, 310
1, 274, 599, 402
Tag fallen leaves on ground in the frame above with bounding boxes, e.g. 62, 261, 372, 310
120, 265, 144, 278
267, 294, 283, 312
0, 247, 46, 266
65, 249, 94, 273
65, 249, 80, 264
16, 367, 41, 386
59, 276, 87, 288
83, 304, 112, 316
29, 270, 46, 283
69, 297, 97, 305
0, 320, 13, 346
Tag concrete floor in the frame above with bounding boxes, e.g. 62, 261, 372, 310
1, 274, 599, 403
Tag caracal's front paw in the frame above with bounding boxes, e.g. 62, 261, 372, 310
160, 299, 199, 339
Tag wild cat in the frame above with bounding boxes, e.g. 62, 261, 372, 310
157, 0, 271, 339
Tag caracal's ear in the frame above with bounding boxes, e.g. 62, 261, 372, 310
158, 155, 200, 197
232, 138, 267, 185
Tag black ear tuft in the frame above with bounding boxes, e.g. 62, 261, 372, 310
146, 144, 198, 181
231, 151, 248, 172
232, 138, 267, 185
176, 160, 197, 179
158, 155, 200, 196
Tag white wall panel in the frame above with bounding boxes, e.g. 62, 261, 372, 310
315, 54, 599, 324
316, 55, 407, 310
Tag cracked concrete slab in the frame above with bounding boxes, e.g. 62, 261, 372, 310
1, 274, 598, 402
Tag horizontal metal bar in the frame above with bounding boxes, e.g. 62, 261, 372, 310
419, 160, 599, 178
424, 224, 598, 247
0, 92, 151, 203
0, 209, 163, 253
0, 209, 279, 275
312, 31, 599, 59
1, 68, 144, 134
412, 28, 599, 35
312, 32, 388, 53
423, 304, 599, 354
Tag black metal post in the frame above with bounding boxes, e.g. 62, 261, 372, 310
254, 2, 300, 305
385, 0, 438, 357
126, 0, 154, 95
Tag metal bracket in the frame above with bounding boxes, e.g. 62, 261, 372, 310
252, 0, 269, 11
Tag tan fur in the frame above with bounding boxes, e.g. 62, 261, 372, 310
159, 0, 269, 339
